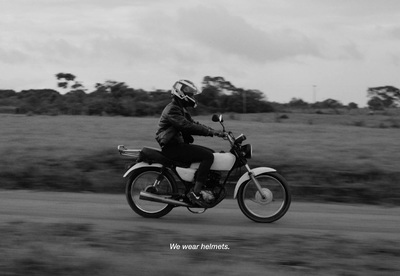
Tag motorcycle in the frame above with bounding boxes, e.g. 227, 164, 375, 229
118, 114, 291, 223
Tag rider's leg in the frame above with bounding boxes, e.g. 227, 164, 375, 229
162, 144, 214, 194
193, 152, 214, 194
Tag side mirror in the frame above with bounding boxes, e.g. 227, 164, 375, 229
212, 114, 226, 132
212, 114, 220, 122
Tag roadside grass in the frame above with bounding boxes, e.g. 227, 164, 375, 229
231, 108, 400, 128
0, 221, 399, 276
1, 113, 399, 204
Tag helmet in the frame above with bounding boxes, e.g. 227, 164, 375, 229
172, 80, 200, 108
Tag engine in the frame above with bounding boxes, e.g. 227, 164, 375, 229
201, 171, 226, 204
204, 171, 221, 189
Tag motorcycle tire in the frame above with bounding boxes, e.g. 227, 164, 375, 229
126, 167, 177, 218
237, 172, 291, 223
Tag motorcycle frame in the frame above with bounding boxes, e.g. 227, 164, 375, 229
123, 158, 276, 201
124, 160, 237, 196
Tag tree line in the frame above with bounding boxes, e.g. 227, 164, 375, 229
0, 75, 276, 116
0, 74, 398, 116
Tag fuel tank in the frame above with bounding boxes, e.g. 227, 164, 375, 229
176, 152, 236, 182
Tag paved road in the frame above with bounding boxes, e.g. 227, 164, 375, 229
0, 190, 399, 239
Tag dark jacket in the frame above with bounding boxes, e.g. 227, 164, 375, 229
156, 99, 212, 148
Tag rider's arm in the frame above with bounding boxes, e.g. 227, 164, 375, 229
167, 105, 213, 136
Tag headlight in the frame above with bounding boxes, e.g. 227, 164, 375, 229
241, 144, 252, 159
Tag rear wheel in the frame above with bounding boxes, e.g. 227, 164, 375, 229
237, 172, 291, 223
126, 167, 177, 218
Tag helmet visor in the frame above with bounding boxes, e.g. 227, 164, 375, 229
182, 84, 199, 96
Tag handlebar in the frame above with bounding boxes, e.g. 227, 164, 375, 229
212, 114, 245, 146
220, 131, 246, 147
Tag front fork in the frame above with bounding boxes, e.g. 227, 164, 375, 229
244, 164, 267, 199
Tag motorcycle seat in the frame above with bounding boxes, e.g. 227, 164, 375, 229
139, 147, 190, 168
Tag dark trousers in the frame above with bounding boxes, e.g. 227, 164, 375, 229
162, 143, 214, 192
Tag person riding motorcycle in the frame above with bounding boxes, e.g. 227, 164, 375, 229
155, 80, 224, 207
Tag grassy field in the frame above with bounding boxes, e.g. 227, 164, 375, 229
1, 112, 400, 276
1, 111, 399, 204
1, 221, 399, 276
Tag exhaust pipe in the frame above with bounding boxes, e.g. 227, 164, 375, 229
139, 191, 191, 207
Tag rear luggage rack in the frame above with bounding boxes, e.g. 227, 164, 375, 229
118, 145, 141, 159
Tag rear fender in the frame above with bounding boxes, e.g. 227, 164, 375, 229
233, 167, 276, 198
123, 162, 163, 178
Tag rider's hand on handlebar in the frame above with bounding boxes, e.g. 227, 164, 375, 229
212, 130, 226, 138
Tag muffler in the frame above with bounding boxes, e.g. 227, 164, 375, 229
139, 191, 190, 207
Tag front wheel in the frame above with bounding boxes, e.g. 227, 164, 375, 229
237, 172, 291, 223
126, 167, 177, 218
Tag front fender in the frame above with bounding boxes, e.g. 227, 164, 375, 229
233, 167, 276, 198
123, 162, 163, 178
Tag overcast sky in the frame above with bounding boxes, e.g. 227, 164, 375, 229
1, 0, 400, 106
